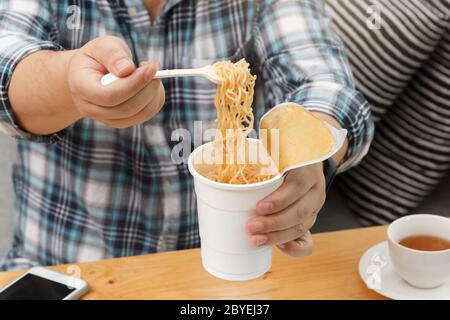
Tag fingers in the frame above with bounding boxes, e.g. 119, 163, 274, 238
248, 191, 321, 246
77, 62, 159, 107
249, 223, 307, 247
100, 81, 165, 128
74, 36, 161, 107
277, 231, 313, 258
78, 78, 163, 120
248, 190, 322, 235
71, 57, 159, 108
86, 36, 135, 77
98, 63, 158, 105
256, 168, 315, 215
247, 164, 326, 258
69, 37, 165, 128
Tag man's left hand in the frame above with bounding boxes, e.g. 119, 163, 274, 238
246, 163, 326, 258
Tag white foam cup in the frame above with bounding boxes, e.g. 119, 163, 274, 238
187, 103, 347, 281
188, 139, 283, 281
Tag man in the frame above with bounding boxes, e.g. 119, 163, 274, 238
0, 0, 373, 270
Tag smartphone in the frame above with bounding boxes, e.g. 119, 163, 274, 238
0, 266, 89, 300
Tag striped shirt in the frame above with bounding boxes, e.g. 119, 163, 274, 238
0, 0, 374, 270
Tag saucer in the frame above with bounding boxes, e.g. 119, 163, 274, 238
358, 241, 450, 300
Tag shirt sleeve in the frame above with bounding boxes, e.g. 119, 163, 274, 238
0, 1, 66, 143
254, 0, 374, 171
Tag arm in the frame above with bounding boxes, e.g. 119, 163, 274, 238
0, 1, 68, 141
247, 0, 374, 257
9, 50, 81, 135
255, 0, 373, 170
0, 2, 164, 142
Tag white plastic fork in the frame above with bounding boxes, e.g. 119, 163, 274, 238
101, 65, 222, 86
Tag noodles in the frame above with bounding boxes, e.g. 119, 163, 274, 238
197, 59, 277, 184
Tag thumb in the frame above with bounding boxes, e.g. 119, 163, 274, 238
86, 36, 135, 77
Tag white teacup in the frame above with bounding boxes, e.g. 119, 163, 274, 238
387, 214, 450, 289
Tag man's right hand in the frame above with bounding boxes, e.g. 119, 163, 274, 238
68, 36, 165, 128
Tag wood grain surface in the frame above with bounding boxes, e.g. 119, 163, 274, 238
0, 225, 389, 299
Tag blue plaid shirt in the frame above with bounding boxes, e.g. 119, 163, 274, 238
0, 0, 373, 270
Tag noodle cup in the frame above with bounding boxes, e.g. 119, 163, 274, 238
188, 139, 283, 281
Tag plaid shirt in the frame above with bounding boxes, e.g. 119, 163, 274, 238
0, 0, 373, 271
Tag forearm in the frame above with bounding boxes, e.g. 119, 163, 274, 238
8, 50, 82, 135
255, 0, 374, 171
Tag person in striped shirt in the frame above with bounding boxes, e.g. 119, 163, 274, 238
0, 0, 373, 270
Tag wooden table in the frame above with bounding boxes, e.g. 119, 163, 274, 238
0, 225, 388, 300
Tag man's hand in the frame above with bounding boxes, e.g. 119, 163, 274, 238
10, 36, 166, 134
68, 36, 165, 128
246, 163, 325, 258
246, 112, 348, 258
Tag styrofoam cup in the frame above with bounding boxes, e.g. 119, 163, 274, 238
188, 139, 283, 281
